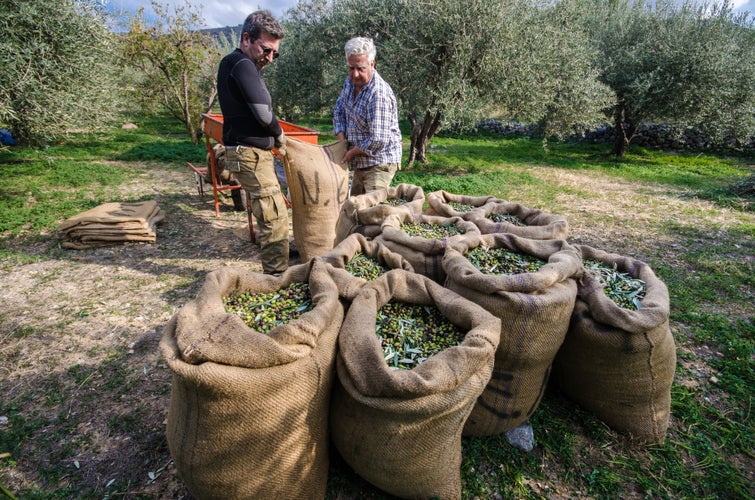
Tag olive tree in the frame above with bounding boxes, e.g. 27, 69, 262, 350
269, 0, 612, 166
265, 0, 347, 122
0, 0, 121, 146
562, 0, 755, 156
122, 0, 221, 143
380, 0, 611, 162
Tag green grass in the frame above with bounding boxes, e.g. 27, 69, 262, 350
1, 113, 753, 499
418, 130, 749, 189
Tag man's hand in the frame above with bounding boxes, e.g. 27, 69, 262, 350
275, 133, 287, 157
343, 146, 367, 164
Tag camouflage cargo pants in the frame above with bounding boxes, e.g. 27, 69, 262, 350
225, 145, 289, 274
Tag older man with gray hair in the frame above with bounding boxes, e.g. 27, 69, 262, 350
333, 37, 402, 196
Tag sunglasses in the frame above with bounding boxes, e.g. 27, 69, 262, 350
260, 45, 280, 59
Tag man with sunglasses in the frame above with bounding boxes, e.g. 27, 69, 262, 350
334, 37, 402, 196
217, 10, 289, 274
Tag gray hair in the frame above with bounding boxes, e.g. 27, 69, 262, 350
242, 10, 284, 44
344, 37, 376, 63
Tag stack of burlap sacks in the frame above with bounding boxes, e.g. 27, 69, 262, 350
58, 201, 164, 249
160, 139, 676, 499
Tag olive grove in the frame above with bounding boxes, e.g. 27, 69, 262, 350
267, 0, 754, 161
267, 0, 614, 165
555, 0, 755, 156
265, 0, 346, 124
3, 0, 750, 155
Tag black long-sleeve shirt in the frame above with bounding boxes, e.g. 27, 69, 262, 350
217, 49, 282, 149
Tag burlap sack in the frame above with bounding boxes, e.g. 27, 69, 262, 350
374, 213, 482, 284
442, 233, 581, 436
159, 259, 345, 499
465, 200, 569, 240
551, 244, 676, 443
424, 190, 498, 218
334, 183, 425, 244
331, 269, 500, 499
284, 138, 349, 261
321, 233, 415, 275
58, 200, 162, 232
58, 200, 164, 249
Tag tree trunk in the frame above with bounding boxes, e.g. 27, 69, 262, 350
407, 110, 442, 168
185, 113, 200, 145
611, 102, 636, 157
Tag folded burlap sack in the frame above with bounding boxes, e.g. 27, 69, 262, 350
552, 244, 676, 443
159, 259, 345, 499
464, 200, 569, 240
334, 183, 425, 244
57, 200, 162, 232
284, 138, 349, 261
58, 200, 164, 249
424, 190, 499, 218
374, 213, 481, 284
442, 233, 581, 436
331, 269, 500, 499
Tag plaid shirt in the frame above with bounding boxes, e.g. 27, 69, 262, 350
333, 70, 402, 169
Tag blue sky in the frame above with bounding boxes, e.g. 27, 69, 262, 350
104, 0, 754, 30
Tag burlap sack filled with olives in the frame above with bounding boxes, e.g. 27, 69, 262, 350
442, 233, 581, 436
331, 269, 500, 499
334, 183, 425, 244
320, 233, 415, 286
159, 259, 346, 499
464, 200, 569, 240
424, 189, 498, 218
284, 138, 349, 261
374, 213, 482, 284
552, 244, 676, 443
